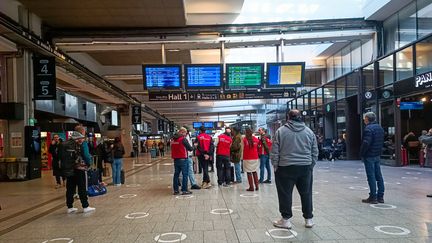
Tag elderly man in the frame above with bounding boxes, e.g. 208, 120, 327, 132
360, 112, 385, 204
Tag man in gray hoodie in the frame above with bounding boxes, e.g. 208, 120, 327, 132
271, 109, 318, 229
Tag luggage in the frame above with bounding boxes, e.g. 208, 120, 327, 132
87, 169, 99, 186
401, 147, 408, 166
121, 170, 125, 184
230, 165, 234, 182
150, 149, 157, 158
86, 169, 107, 197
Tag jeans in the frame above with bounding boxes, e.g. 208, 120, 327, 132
198, 156, 210, 183
275, 165, 313, 219
112, 158, 123, 185
259, 155, 271, 182
363, 156, 385, 199
216, 155, 231, 185
234, 162, 242, 182
66, 170, 89, 208
173, 159, 189, 192
188, 157, 197, 186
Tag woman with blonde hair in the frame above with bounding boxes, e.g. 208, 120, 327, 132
242, 127, 260, 191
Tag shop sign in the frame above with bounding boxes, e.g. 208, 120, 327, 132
131, 105, 141, 125
33, 56, 56, 100
301, 110, 308, 116
381, 90, 392, 99
364, 91, 376, 100
415, 71, 432, 89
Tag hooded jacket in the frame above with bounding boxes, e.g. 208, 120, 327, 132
270, 120, 318, 168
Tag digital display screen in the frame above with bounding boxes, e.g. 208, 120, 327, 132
185, 64, 222, 88
143, 65, 181, 89
399, 101, 424, 110
227, 64, 263, 89
204, 122, 214, 129
111, 110, 118, 126
267, 62, 305, 87
193, 122, 203, 128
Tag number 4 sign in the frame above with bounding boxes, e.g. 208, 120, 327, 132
33, 56, 56, 100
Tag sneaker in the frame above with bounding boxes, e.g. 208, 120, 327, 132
427, 194, 432, 198
115, 184, 122, 187
361, 197, 378, 204
305, 218, 315, 228
203, 182, 212, 189
263, 180, 272, 184
74, 194, 79, 199
83, 207, 96, 213
181, 191, 192, 195
173, 191, 180, 195
67, 207, 78, 214
378, 198, 385, 203
191, 184, 201, 190
273, 218, 292, 229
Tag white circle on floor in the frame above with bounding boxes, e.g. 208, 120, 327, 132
401, 176, 418, 180
313, 191, 319, 195
374, 225, 411, 235
292, 205, 315, 211
405, 172, 422, 175
210, 208, 233, 215
126, 184, 141, 187
384, 182, 402, 185
343, 176, 359, 179
154, 232, 187, 242
320, 166, 330, 169
265, 229, 298, 239
125, 212, 149, 219
370, 204, 397, 210
175, 195, 194, 199
317, 169, 330, 172
348, 186, 368, 190
134, 164, 145, 167
119, 194, 137, 199
162, 163, 173, 166
240, 194, 259, 198
42, 238, 73, 243
315, 180, 329, 183
356, 171, 364, 174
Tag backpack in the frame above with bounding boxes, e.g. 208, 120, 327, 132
60, 139, 80, 177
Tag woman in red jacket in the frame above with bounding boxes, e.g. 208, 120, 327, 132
242, 127, 260, 191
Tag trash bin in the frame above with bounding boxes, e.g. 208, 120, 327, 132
150, 149, 157, 158
5, 158, 17, 180
17, 157, 28, 180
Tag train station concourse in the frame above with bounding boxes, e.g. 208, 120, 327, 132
0, 0, 432, 242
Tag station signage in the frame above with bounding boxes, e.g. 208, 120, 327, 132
148, 90, 296, 102
33, 56, 56, 100
415, 71, 432, 89
131, 105, 141, 125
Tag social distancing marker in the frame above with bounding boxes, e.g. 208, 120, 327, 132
42, 238, 73, 243
210, 208, 233, 215
348, 186, 368, 190
125, 212, 149, 219
405, 172, 422, 175
175, 195, 194, 199
315, 180, 329, 183
370, 204, 397, 210
313, 191, 319, 195
343, 176, 359, 179
401, 176, 418, 180
374, 225, 411, 235
292, 205, 315, 211
119, 194, 137, 199
133, 164, 145, 167
126, 184, 141, 187
240, 194, 259, 198
162, 163, 173, 166
154, 232, 187, 243
384, 182, 402, 185
265, 229, 298, 239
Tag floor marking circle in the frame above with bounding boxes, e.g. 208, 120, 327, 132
370, 204, 397, 210
401, 176, 418, 180
126, 184, 141, 187
292, 205, 315, 211
384, 182, 402, 185
348, 186, 368, 190
405, 172, 422, 175
317, 169, 330, 172
343, 176, 359, 179
175, 195, 194, 199
210, 208, 233, 215
133, 164, 145, 167
374, 225, 411, 235
119, 194, 137, 199
125, 212, 150, 219
265, 229, 298, 239
162, 163, 173, 166
356, 171, 364, 174
315, 180, 329, 183
313, 191, 319, 195
42, 238, 73, 243
153, 232, 187, 242
240, 194, 259, 198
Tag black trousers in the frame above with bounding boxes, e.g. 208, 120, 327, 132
216, 155, 231, 185
198, 155, 211, 183
66, 170, 89, 208
275, 165, 313, 219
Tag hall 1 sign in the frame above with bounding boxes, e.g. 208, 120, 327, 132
131, 105, 141, 125
415, 71, 432, 89
33, 56, 56, 100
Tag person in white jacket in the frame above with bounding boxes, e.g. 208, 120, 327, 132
186, 129, 201, 190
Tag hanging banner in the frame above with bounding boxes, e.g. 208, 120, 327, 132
148, 90, 296, 101
131, 105, 142, 125
33, 56, 56, 100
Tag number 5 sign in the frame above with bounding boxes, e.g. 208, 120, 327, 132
33, 56, 56, 100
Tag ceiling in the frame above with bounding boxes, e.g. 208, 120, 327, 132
87, 50, 191, 65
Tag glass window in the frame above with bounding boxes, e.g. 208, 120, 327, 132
396, 46, 413, 81
379, 98, 395, 160
346, 72, 358, 97
398, 2, 417, 48
323, 82, 335, 104
417, 0, 432, 38
378, 54, 394, 87
334, 51, 342, 78
336, 77, 346, 100
363, 64, 375, 91
342, 45, 351, 74
361, 39, 374, 65
383, 14, 398, 54
351, 41, 362, 70
416, 35, 432, 75
327, 56, 334, 81
336, 101, 346, 138
311, 90, 317, 108
316, 88, 323, 107
297, 97, 304, 111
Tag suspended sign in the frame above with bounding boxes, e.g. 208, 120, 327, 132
131, 105, 141, 125
33, 56, 56, 100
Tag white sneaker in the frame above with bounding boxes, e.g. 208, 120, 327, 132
115, 184, 122, 187
67, 207, 78, 214
305, 218, 314, 228
83, 207, 96, 213
273, 218, 292, 229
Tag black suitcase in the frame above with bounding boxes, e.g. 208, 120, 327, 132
230, 166, 234, 182
120, 170, 125, 184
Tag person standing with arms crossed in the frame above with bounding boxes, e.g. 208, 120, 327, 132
196, 126, 215, 189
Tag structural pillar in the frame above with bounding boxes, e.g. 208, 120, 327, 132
120, 105, 133, 157
161, 44, 166, 64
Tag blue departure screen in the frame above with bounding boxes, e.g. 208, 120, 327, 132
186, 65, 221, 88
144, 66, 181, 89
204, 122, 214, 128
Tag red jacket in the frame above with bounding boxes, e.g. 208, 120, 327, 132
196, 133, 213, 156
171, 136, 188, 159
258, 136, 272, 155
242, 136, 259, 160
216, 133, 232, 157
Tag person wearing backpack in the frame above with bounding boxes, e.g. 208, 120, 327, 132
60, 131, 95, 214
111, 137, 125, 186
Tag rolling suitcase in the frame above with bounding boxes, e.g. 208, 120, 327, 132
401, 147, 408, 166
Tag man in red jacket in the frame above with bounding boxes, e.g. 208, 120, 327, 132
258, 128, 272, 183
196, 126, 215, 189
171, 127, 194, 195
216, 127, 233, 186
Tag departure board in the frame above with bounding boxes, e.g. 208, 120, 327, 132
143, 65, 181, 89
227, 64, 263, 89
185, 64, 222, 88
267, 62, 305, 87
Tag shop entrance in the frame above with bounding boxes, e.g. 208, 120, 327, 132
345, 95, 361, 160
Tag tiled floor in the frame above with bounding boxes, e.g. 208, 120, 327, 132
1, 155, 432, 243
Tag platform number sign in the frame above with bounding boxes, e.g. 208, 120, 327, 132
33, 56, 56, 100
132, 105, 141, 125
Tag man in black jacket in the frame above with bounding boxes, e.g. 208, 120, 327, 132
360, 112, 385, 204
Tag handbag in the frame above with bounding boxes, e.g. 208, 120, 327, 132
88, 184, 107, 197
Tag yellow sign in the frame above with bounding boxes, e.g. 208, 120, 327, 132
279, 65, 303, 85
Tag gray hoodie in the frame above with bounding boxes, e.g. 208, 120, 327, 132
270, 120, 318, 169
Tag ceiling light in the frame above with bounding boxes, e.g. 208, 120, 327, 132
168, 49, 180, 52
421, 97, 427, 102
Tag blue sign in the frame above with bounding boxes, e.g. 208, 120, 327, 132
399, 101, 424, 110
204, 122, 214, 129
143, 65, 181, 89
185, 65, 222, 88
192, 122, 203, 128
